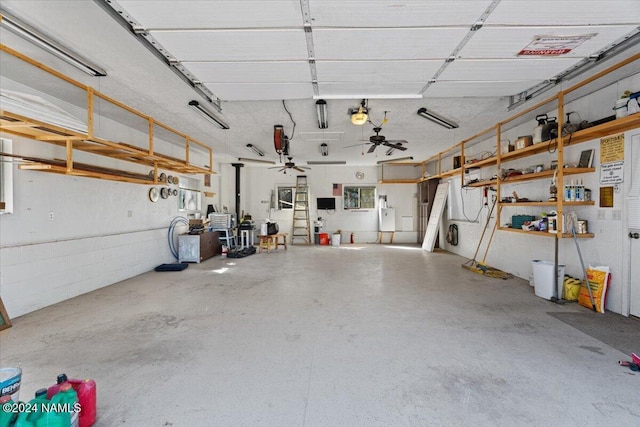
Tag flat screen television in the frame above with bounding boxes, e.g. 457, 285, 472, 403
317, 197, 336, 210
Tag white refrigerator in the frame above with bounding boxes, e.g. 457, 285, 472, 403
379, 208, 395, 232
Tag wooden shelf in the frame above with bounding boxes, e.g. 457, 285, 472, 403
561, 232, 594, 238
378, 179, 420, 184
500, 142, 557, 163
498, 227, 595, 238
562, 114, 640, 146
0, 44, 214, 185
563, 200, 596, 206
436, 167, 462, 179
499, 201, 556, 207
499, 200, 594, 207
501, 167, 595, 184
466, 179, 497, 188
464, 156, 497, 169
498, 227, 556, 237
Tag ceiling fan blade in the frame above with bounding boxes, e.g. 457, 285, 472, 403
383, 142, 408, 151
367, 144, 377, 153
385, 139, 408, 144
293, 166, 306, 172
344, 143, 369, 149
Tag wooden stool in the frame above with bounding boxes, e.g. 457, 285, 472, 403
258, 233, 288, 253
378, 231, 394, 244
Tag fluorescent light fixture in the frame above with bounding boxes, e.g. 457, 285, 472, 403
0, 8, 107, 76
246, 144, 265, 157
377, 156, 414, 164
307, 160, 347, 165
316, 99, 328, 129
417, 108, 458, 129
316, 95, 422, 100
237, 157, 276, 165
188, 100, 229, 130
320, 143, 329, 157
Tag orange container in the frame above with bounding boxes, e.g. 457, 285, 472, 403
319, 233, 329, 245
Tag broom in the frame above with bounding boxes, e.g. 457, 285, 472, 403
566, 212, 597, 312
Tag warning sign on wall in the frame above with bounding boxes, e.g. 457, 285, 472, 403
601, 161, 624, 184
518, 34, 596, 56
600, 133, 625, 184
600, 133, 625, 163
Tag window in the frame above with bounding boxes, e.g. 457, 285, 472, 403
343, 186, 376, 210
0, 138, 13, 214
277, 186, 294, 210
178, 175, 202, 212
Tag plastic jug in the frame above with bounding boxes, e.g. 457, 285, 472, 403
0, 395, 17, 427
47, 374, 96, 427
533, 114, 547, 143
38, 383, 78, 427
14, 389, 48, 427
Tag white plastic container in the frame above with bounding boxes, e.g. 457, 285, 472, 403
332, 233, 341, 246
532, 260, 565, 300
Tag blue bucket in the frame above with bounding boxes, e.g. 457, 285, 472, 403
0, 368, 21, 402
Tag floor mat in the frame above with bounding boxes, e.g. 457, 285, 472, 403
547, 311, 640, 356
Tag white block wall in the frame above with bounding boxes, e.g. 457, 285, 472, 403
0, 137, 188, 318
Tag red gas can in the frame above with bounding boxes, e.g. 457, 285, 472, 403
47, 374, 97, 427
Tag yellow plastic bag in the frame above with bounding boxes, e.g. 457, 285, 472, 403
563, 276, 582, 301
578, 266, 610, 313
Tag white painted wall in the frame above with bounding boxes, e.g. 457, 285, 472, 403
0, 137, 184, 318
216, 164, 418, 244
441, 70, 640, 315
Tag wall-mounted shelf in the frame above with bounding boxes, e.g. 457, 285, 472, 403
466, 179, 497, 188
498, 227, 594, 238
501, 168, 595, 184
464, 156, 497, 169
436, 167, 462, 179
0, 44, 214, 185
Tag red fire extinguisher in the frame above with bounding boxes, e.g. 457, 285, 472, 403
350, 232, 354, 244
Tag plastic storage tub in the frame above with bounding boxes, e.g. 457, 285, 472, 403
532, 260, 565, 300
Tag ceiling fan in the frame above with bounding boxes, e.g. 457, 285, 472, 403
269, 156, 311, 173
344, 127, 408, 154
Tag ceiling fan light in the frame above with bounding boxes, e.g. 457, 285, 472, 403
351, 107, 368, 125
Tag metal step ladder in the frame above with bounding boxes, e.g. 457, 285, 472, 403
291, 175, 311, 245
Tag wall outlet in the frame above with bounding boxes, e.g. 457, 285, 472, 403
128, 210, 133, 217
597, 210, 606, 220
48, 211, 54, 221
612, 209, 622, 220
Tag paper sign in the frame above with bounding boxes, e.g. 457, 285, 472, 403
600, 161, 624, 184
600, 133, 625, 163
518, 34, 596, 56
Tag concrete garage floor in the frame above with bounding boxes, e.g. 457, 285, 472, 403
1, 244, 638, 426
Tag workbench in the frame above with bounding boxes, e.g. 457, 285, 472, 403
257, 233, 288, 253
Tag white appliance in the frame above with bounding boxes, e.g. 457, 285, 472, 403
379, 207, 395, 232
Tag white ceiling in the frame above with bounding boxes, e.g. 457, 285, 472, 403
1, 0, 639, 168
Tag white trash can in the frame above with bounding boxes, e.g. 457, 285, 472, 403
332, 233, 341, 246
532, 260, 565, 300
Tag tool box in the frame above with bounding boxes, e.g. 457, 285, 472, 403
511, 215, 536, 229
